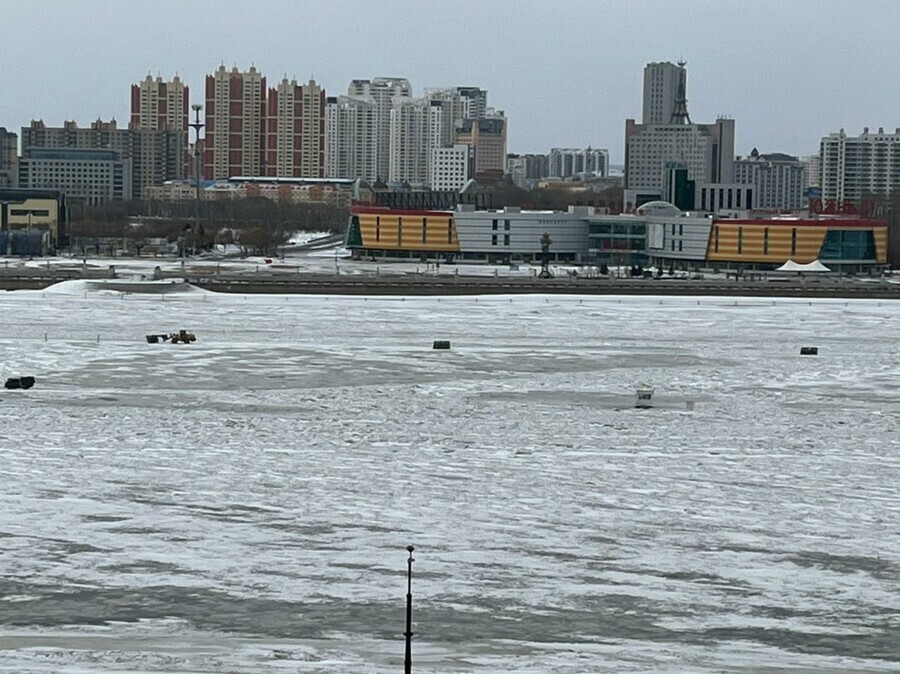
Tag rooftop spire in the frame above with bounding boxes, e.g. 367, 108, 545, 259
669, 60, 692, 125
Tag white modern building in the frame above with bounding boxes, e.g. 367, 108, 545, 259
348, 77, 412, 182
548, 147, 609, 179
820, 127, 900, 202
429, 144, 470, 191
324, 95, 376, 182
454, 205, 592, 262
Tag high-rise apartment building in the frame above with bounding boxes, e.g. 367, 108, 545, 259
324, 95, 377, 182
424, 86, 489, 146
22, 119, 132, 156
642, 61, 686, 125
548, 147, 609, 179
130, 74, 189, 178
264, 78, 325, 178
820, 127, 900, 203
299, 80, 325, 178
129, 74, 190, 196
204, 65, 266, 179
389, 98, 443, 187
457, 87, 488, 120
348, 77, 412, 181
0, 127, 17, 187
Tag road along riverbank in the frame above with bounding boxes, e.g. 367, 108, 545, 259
3, 269, 900, 298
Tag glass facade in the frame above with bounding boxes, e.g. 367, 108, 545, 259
588, 219, 647, 265
818, 229, 876, 261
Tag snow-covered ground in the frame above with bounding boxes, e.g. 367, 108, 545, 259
1, 288, 899, 672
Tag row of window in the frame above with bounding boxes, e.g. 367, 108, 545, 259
713, 226, 797, 256
373, 216, 454, 244
9, 209, 50, 217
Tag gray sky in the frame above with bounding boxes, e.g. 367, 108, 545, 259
2, 0, 898, 164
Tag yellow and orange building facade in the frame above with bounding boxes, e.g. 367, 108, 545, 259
706, 218, 886, 265
347, 207, 460, 254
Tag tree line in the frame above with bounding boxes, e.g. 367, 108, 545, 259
67, 198, 350, 255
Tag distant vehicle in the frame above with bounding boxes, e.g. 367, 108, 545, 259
635, 386, 654, 409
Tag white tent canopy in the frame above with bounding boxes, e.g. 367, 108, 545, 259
776, 259, 831, 273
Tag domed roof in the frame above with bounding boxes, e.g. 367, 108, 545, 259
636, 201, 682, 217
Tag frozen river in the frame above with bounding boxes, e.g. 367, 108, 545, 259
0, 283, 899, 672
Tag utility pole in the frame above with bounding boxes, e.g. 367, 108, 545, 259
189, 104, 205, 256
404, 545, 415, 674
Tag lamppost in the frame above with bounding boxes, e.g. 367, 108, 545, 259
538, 232, 554, 278
189, 104, 205, 256
404, 545, 415, 674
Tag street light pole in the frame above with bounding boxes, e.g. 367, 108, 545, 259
189, 104, 205, 256
404, 545, 415, 674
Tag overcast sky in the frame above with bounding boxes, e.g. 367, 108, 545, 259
2, 0, 898, 164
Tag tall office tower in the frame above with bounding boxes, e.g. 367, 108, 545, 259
642, 61, 686, 125
325, 95, 377, 181
0, 127, 17, 187
389, 98, 443, 187
204, 65, 266, 179
548, 147, 609, 178
263, 78, 325, 178
820, 127, 900, 203
733, 149, 806, 210
454, 114, 507, 180
348, 77, 411, 181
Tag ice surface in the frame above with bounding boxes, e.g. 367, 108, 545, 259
0, 290, 898, 672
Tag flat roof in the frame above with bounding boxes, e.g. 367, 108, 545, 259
229, 176, 358, 185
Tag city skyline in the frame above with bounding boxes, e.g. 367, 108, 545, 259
2, 0, 900, 163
